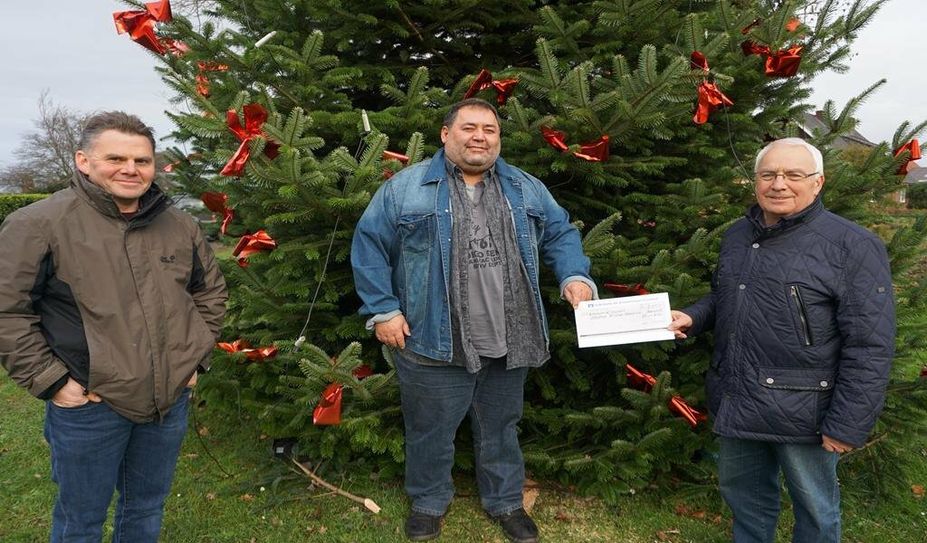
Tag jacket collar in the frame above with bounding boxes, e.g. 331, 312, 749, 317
420, 148, 520, 187
747, 196, 824, 237
71, 168, 171, 226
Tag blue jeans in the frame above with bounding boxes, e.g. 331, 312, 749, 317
717, 436, 841, 543
44, 390, 190, 543
395, 352, 528, 517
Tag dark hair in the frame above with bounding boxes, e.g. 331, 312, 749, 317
78, 111, 156, 153
442, 98, 501, 129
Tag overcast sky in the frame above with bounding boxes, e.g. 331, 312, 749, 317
0, 0, 923, 168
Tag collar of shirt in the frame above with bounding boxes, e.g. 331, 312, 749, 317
444, 156, 496, 187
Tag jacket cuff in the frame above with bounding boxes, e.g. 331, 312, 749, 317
559, 276, 599, 300
365, 310, 403, 331
37, 373, 70, 400
820, 417, 868, 449
30, 359, 70, 400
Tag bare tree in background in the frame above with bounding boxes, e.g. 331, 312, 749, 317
0, 91, 87, 193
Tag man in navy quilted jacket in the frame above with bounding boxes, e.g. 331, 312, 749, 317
668, 138, 895, 543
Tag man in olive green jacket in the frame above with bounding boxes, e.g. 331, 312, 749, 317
0, 111, 227, 542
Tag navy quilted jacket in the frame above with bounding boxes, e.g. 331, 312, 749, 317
684, 198, 895, 448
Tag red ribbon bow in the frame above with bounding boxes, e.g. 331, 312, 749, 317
382, 150, 410, 164
603, 282, 650, 297
313, 383, 344, 425
693, 81, 734, 125
764, 45, 803, 77
541, 127, 611, 162
313, 365, 376, 426
220, 104, 281, 177
232, 229, 277, 267
741, 42, 803, 78
216, 339, 278, 361
463, 69, 519, 105
894, 140, 922, 174
625, 364, 707, 428
113, 0, 175, 55
741, 18, 763, 35
196, 61, 230, 97
690, 51, 710, 72
381, 152, 408, 180
200, 192, 234, 236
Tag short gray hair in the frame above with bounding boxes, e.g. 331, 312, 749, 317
754, 138, 823, 174
79, 111, 156, 153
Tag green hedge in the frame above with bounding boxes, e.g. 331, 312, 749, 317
0, 194, 49, 222
907, 183, 927, 209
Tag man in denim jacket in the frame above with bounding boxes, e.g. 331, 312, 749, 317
669, 138, 895, 543
352, 98, 596, 542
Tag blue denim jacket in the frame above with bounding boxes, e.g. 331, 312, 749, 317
351, 149, 594, 362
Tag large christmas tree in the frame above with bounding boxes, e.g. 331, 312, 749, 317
129, 0, 926, 502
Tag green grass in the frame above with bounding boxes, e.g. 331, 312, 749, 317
2, 374, 926, 542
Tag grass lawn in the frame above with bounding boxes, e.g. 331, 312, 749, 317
2, 374, 926, 542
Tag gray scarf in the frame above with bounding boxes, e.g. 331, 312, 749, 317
448, 166, 549, 373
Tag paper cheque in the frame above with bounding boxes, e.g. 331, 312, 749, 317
574, 292, 676, 347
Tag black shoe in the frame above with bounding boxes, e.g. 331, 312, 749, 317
491, 508, 539, 543
405, 511, 444, 541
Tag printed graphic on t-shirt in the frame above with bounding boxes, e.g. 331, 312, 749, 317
468, 224, 503, 270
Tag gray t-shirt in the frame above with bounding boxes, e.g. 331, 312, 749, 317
463, 182, 507, 358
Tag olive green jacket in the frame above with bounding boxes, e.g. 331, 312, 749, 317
0, 172, 227, 422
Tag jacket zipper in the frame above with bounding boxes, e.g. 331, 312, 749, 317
789, 285, 813, 346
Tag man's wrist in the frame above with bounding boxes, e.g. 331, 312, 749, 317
37, 374, 71, 400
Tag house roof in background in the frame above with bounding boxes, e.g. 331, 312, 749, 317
799, 112, 878, 149
904, 165, 927, 184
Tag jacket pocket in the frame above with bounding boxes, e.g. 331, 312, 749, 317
398, 213, 435, 254
756, 367, 834, 435
398, 213, 434, 325
787, 284, 814, 347
525, 207, 546, 250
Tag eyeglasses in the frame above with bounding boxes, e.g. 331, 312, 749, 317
755, 170, 820, 183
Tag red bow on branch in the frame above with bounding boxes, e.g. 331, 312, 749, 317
764, 45, 803, 77
625, 364, 707, 428
313, 383, 344, 425
894, 139, 922, 174
196, 61, 230, 97
232, 230, 277, 267
741, 18, 762, 35
200, 192, 234, 236
541, 127, 610, 162
113, 0, 177, 55
741, 42, 803, 78
690, 51, 710, 72
693, 81, 733, 125
382, 150, 410, 164
381, 151, 410, 180
313, 365, 376, 426
604, 282, 650, 297
220, 104, 281, 177
463, 69, 519, 105
216, 339, 278, 361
